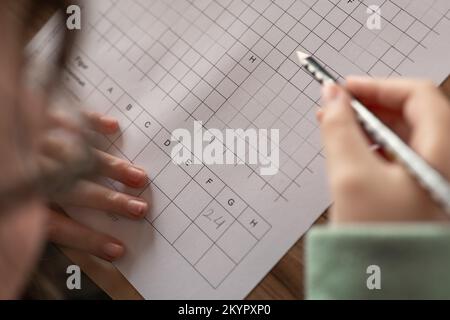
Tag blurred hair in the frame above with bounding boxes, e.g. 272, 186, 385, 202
10, 0, 79, 300
23, 0, 78, 89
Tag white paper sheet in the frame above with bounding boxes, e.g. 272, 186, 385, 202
28, 0, 450, 299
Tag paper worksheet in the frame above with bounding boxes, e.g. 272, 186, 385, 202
29, 0, 450, 299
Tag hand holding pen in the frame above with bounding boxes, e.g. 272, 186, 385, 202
317, 77, 450, 222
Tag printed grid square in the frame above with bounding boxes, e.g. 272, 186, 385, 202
215, 102, 239, 124
368, 36, 390, 58
240, 51, 260, 73
356, 50, 377, 72
195, 245, 235, 288
352, 28, 376, 49
380, 1, 401, 21
263, 3, 284, 23
369, 60, 392, 77
134, 142, 169, 180
251, 15, 272, 37
205, 90, 227, 112
228, 0, 247, 17
153, 203, 190, 244
193, 80, 214, 101
115, 123, 149, 160
217, 10, 236, 29
238, 207, 270, 240
381, 47, 405, 70
228, 64, 250, 85
241, 75, 263, 96
277, 36, 298, 56
292, 141, 317, 167
327, 29, 349, 51
275, 0, 295, 11
295, 117, 316, 139
153, 162, 191, 199
281, 130, 304, 155
216, 187, 247, 218
136, 54, 156, 74
302, 32, 323, 53
300, 9, 322, 29
312, 0, 335, 17
228, 19, 248, 39
194, 167, 226, 197
289, 22, 309, 44
217, 221, 257, 263
195, 202, 234, 241
216, 77, 238, 99
314, 19, 335, 40
265, 48, 285, 69
278, 59, 298, 80
174, 180, 213, 220
241, 98, 264, 121
205, 44, 227, 65
174, 223, 213, 265
215, 54, 237, 75
407, 20, 429, 42
395, 35, 417, 56
193, 103, 214, 123
267, 170, 291, 193
265, 25, 285, 47
276, 13, 297, 33
228, 41, 247, 62
99, 77, 124, 103
340, 16, 361, 38
251, 0, 271, 14
169, 83, 190, 103
392, 10, 415, 32
85, 90, 113, 115
205, 66, 225, 88
287, 0, 308, 17
239, 7, 259, 26
252, 38, 273, 59
340, 40, 362, 61
379, 23, 403, 46
325, 5, 347, 28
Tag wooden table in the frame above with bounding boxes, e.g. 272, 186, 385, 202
28, 6, 450, 300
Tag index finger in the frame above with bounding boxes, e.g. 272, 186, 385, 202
345, 77, 432, 110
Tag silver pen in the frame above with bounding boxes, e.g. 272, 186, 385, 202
296, 51, 450, 214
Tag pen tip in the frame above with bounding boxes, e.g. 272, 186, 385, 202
296, 51, 311, 63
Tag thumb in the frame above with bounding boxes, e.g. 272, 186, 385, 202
319, 84, 379, 176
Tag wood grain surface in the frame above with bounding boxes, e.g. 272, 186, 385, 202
27, 6, 450, 300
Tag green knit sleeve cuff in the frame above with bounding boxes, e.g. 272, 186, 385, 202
306, 224, 450, 299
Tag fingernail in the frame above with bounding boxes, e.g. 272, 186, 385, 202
101, 115, 118, 124
128, 167, 148, 184
316, 109, 324, 123
322, 83, 339, 103
103, 243, 124, 259
127, 199, 148, 217
101, 116, 119, 131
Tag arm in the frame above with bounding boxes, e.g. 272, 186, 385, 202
307, 224, 450, 299
306, 78, 450, 299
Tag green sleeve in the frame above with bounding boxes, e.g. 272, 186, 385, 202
306, 224, 450, 299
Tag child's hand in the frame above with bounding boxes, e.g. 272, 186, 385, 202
48, 112, 149, 261
318, 78, 450, 223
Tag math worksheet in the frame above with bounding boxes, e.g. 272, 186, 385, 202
29, 0, 450, 299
